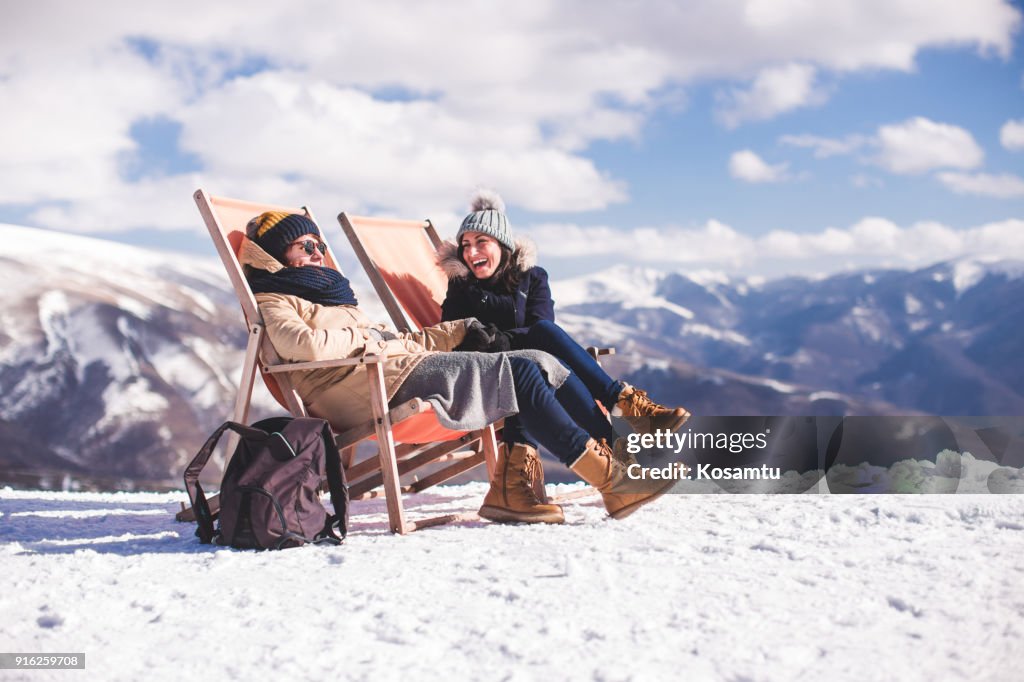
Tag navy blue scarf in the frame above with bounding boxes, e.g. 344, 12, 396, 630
249, 266, 358, 307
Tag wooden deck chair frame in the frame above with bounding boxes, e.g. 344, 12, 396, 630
337, 212, 613, 504
177, 190, 500, 535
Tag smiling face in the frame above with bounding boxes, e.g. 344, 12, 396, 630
460, 231, 504, 280
284, 233, 326, 267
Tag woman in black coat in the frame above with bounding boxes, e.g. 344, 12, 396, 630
440, 191, 690, 455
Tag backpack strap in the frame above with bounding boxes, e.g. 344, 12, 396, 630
317, 420, 349, 542
183, 421, 280, 544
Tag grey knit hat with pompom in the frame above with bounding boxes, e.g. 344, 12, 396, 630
456, 189, 514, 251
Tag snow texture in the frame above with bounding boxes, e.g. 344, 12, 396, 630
950, 257, 1024, 295
556, 265, 695, 319
1, 485, 1022, 681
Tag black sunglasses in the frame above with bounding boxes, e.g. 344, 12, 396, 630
292, 239, 327, 256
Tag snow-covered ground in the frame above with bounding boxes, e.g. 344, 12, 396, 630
1, 485, 1022, 681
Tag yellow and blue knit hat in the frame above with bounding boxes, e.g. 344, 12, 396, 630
247, 211, 321, 263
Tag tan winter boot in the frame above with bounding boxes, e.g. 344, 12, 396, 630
479, 443, 564, 524
524, 444, 550, 504
571, 438, 676, 519
615, 385, 690, 435
610, 436, 637, 468
496, 442, 550, 502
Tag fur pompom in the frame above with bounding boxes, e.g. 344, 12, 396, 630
469, 188, 505, 214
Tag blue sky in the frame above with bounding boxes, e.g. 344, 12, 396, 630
2, 1, 1022, 278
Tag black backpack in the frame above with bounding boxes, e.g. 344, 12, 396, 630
184, 417, 348, 549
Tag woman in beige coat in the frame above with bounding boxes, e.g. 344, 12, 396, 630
240, 211, 676, 524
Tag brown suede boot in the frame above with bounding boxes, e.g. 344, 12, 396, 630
479, 443, 564, 524
571, 438, 675, 519
525, 445, 549, 504
609, 436, 637, 468
615, 385, 690, 435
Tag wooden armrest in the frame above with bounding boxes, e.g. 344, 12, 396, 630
586, 346, 615, 357
262, 352, 388, 374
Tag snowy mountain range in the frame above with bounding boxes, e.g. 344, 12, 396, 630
0, 225, 268, 486
1, 224, 1022, 487
552, 259, 1024, 418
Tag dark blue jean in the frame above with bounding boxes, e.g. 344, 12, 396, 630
513, 321, 624, 407
503, 320, 622, 449
505, 356, 595, 465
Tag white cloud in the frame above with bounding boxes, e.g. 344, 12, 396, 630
874, 117, 985, 174
178, 72, 628, 217
1000, 119, 1024, 151
780, 134, 869, 158
0, 1, 1020, 232
936, 172, 1024, 198
523, 216, 1024, 277
737, 0, 1018, 66
525, 219, 759, 269
729, 150, 791, 183
0, 44, 186, 205
781, 116, 1024, 200
716, 63, 827, 128
783, 118, 987, 177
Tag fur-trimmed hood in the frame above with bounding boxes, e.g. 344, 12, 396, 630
437, 237, 538, 280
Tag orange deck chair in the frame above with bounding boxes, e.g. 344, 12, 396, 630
178, 190, 500, 534
337, 212, 612, 503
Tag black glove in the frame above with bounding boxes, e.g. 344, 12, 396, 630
455, 320, 511, 353
488, 329, 512, 353
454, 320, 494, 352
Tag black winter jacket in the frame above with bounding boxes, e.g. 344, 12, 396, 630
438, 238, 554, 346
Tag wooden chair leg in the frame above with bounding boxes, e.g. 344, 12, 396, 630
365, 361, 411, 534
480, 424, 499, 480
220, 323, 263, 467
234, 324, 262, 422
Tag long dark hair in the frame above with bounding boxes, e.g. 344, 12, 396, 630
460, 242, 522, 294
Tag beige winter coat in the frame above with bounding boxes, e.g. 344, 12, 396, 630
238, 238, 469, 431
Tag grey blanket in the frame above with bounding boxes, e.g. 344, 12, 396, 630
391, 350, 570, 431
